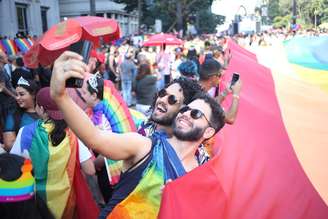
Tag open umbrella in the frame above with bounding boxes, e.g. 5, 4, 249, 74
143, 33, 183, 47
23, 16, 120, 68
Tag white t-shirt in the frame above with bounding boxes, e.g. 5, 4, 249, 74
10, 127, 92, 163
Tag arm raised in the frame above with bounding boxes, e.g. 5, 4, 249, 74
50, 51, 151, 160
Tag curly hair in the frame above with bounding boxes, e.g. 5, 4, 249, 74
191, 92, 225, 133
150, 77, 203, 110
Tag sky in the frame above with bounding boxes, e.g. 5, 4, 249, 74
211, 0, 261, 21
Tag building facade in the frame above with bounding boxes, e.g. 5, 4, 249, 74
0, 0, 60, 38
58, 0, 139, 36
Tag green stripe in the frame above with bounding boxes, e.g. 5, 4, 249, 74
28, 121, 49, 202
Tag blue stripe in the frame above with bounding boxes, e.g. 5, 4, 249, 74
0, 185, 34, 196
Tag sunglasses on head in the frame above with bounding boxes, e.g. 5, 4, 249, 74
179, 105, 212, 127
158, 89, 178, 105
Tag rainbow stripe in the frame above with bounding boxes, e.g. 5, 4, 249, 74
20, 121, 78, 219
15, 38, 32, 53
108, 132, 186, 219
102, 80, 136, 133
87, 80, 136, 185
0, 159, 35, 203
1, 39, 18, 55
129, 108, 147, 130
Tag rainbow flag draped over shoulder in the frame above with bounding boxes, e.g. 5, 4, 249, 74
1, 39, 18, 55
19, 120, 99, 219
158, 38, 328, 218
14, 38, 32, 54
107, 132, 186, 219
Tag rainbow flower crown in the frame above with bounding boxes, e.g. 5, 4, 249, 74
0, 159, 35, 202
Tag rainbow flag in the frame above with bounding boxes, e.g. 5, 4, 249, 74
18, 120, 99, 219
1, 39, 18, 55
102, 80, 136, 133
158, 38, 328, 218
14, 38, 32, 53
88, 80, 136, 185
129, 108, 147, 129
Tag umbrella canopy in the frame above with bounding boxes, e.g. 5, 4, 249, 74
143, 33, 183, 47
23, 16, 120, 68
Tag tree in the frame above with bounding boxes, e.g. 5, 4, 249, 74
113, 0, 218, 33
267, 0, 328, 28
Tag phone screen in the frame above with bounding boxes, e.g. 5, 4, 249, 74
230, 72, 239, 88
65, 40, 93, 88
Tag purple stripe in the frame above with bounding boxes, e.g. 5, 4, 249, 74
0, 193, 34, 202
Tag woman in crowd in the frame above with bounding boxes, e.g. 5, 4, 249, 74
10, 87, 100, 219
2, 77, 39, 151
135, 63, 157, 116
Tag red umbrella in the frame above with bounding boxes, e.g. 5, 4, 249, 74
143, 33, 183, 47
23, 16, 120, 68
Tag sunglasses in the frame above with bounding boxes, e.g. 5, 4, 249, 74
179, 106, 212, 127
158, 89, 178, 105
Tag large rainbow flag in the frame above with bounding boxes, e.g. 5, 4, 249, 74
158, 37, 328, 218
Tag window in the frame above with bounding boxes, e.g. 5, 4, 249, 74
41, 7, 48, 33
96, 13, 104, 17
106, 13, 112, 18
16, 4, 28, 34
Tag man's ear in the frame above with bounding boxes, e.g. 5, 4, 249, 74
203, 126, 215, 140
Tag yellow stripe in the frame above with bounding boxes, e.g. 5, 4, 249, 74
290, 64, 328, 93
43, 123, 72, 219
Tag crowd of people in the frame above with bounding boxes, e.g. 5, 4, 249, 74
0, 31, 243, 218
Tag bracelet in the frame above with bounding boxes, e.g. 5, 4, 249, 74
232, 94, 240, 99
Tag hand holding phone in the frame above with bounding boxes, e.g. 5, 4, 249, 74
65, 40, 93, 88
230, 72, 240, 88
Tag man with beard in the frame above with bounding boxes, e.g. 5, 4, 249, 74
138, 77, 202, 137
49, 51, 226, 219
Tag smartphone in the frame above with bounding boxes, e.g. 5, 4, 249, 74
65, 40, 93, 88
230, 72, 239, 88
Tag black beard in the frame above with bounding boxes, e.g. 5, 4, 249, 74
151, 111, 177, 126
172, 121, 206, 141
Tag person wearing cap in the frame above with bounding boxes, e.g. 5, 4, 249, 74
10, 87, 101, 219
2, 77, 39, 151
199, 59, 242, 125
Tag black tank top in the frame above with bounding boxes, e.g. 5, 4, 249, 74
98, 146, 153, 219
